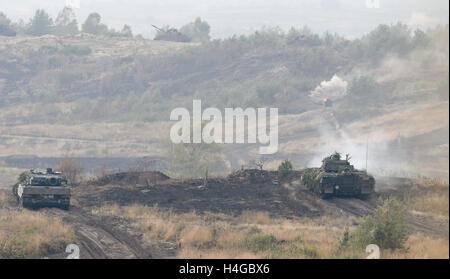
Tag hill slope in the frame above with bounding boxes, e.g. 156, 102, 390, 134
0, 25, 448, 179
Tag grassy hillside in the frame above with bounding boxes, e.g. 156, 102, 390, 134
1, 25, 447, 123
0, 24, 448, 179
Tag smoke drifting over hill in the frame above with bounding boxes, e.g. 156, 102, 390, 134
309, 74, 348, 101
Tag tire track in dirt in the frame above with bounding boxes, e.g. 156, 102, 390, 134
41, 206, 151, 259
326, 195, 448, 239
327, 196, 378, 217
289, 180, 448, 239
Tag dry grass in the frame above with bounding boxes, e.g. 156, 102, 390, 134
180, 226, 214, 247
0, 191, 12, 207
412, 193, 449, 221
409, 178, 449, 221
412, 177, 449, 188
92, 203, 449, 259
239, 211, 272, 225
92, 205, 354, 258
0, 209, 75, 258
383, 233, 449, 259
0, 121, 170, 158
0, 167, 26, 189
0, 189, 17, 208
92, 204, 194, 244
216, 230, 246, 248
178, 247, 262, 259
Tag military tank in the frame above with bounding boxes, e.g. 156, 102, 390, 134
152, 25, 191, 42
301, 152, 375, 199
14, 168, 70, 210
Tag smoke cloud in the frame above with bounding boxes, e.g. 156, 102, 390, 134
309, 74, 348, 101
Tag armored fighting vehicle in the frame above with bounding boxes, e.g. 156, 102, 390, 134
301, 152, 375, 198
14, 168, 70, 210
152, 25, 191, 42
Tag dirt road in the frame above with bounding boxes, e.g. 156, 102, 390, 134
41, 206, 151, 259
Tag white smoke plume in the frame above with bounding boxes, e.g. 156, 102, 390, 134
309, 74, 348, 101
307, 125, 389, 175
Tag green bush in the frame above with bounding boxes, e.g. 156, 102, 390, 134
338, 228, 351, 251
352, 197, 408, 250
345, 76, 382, 106
241, 228, 278, 253
278, 160, 293, 178
179, 17, 210, 42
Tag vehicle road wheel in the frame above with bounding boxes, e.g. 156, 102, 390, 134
19, 197, 30, 209
319, 190, 331, 199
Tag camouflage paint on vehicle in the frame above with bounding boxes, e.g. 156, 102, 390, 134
301, 152, 375, 198
14, 168, 71, 210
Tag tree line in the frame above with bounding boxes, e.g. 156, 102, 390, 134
0, 7, 211, 41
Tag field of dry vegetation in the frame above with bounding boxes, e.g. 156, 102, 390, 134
407, 178, 449, 222
91, 191, 448, 259
0, 172, 448, 259
0, 190, 75, 259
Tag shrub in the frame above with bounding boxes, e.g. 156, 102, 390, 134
179, 17, 211, 42
241, 228, 278, 253
338, 228, 351, 250
278, 160, 293, 178
82, 12, 108, 35
352, 198, 409, 250
54, 156, 83, 185
345, 75, 382, 107
242, 234, 277, 253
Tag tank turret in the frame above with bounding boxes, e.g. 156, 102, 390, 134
152, 25, 191, 42
301, 152, 375, 199
14, 168, 71, 210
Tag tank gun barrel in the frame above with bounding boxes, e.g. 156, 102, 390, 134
151, 24, 165, 33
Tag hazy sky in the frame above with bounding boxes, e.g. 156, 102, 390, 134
1, 0, 448, 39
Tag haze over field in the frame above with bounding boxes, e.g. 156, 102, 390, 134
1, 0, 449, 39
